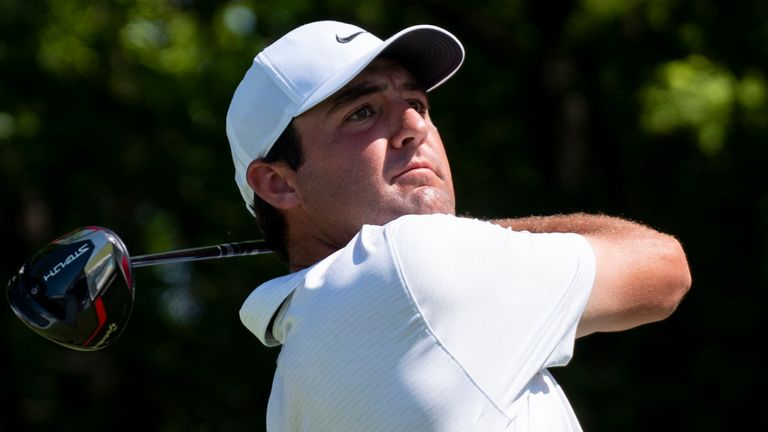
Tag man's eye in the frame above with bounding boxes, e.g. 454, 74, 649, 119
347, 105, 375, 121
408, 99, 428, 114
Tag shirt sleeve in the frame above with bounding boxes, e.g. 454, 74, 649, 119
384, 214, 595, 409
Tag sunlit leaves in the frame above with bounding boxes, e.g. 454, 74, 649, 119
737, 69, 768, 126
566, 0, 643, 38
640, 55, 766, 155
37, 1, 112, 76
119, 7, 202, 75
581, 0, 643, 21
213, 2, 260, 52
222, 3, 257, 37
0, 111, 15, 139
644, 0, 679, 29
121, 18, 167, 52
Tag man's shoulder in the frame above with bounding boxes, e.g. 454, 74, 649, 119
384, 213, 486, 230
382, 213, 499, 242
378, 214, 510, 268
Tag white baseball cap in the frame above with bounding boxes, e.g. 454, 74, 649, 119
225, 20, 465, 213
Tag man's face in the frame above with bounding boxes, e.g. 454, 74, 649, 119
288, 58, 456, 248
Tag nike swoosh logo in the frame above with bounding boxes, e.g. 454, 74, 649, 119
336, 31, 366, 43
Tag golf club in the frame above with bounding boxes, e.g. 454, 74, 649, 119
6, 226, 271, 351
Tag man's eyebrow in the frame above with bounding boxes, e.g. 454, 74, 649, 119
325, 81, 387, 115
324, 79, 426, 116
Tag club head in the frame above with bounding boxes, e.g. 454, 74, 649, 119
7, 227, 135, 351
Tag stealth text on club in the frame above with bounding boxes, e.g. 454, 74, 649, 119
7, 227, 271, 351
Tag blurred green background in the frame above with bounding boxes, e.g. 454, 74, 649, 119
1, 0, 764, 430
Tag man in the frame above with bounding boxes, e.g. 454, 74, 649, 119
226, 21, 691, 431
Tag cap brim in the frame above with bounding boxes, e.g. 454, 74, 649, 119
296, 24, 464, 115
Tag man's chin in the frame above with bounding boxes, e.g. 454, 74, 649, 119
405, 186, 456, 216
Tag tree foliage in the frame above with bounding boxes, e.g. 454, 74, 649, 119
1, 0, 764, 430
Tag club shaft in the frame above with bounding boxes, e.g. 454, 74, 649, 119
131, 240, 271, 268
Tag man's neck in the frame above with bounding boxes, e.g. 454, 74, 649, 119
286, 230, 347, 273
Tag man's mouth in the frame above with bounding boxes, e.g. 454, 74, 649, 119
392, 161, 438, 183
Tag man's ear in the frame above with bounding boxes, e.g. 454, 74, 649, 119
246, 159, 301, 210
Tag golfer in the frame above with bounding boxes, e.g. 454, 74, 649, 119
226, 20, 691, 431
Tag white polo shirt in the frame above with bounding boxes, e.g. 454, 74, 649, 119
240, 214, 595, 431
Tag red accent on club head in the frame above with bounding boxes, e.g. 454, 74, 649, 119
121, 255, 133, 289
82, 296, 107, 347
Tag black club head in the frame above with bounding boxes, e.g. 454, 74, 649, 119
7, 227, 135, 351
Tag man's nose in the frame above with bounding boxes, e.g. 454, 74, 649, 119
390, 101, 429, 149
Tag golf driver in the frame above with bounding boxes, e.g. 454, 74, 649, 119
6, 226, 271, 351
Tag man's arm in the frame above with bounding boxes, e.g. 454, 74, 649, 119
492, 213, 692, 338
